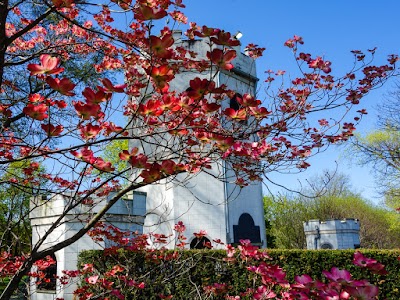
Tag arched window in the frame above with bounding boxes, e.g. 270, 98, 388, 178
320, 243, 333, 250
233, 213, 261, 245
230, 93, 242, 111
230, 93, 248, 125
190, 237, 211, 249
37, 254, 57, 291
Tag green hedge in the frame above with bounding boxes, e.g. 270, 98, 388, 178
78, 249, 400, 299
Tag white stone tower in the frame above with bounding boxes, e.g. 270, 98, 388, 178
303, 219, 361, 250
132, 30, 266, 249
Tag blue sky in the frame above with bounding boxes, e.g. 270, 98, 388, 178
180, 0, 400, 202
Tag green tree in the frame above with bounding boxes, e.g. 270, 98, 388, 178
264, 194, 313, 248
96, 139, 130, 185
352, 85, 400, 210
0, 161, 48, 255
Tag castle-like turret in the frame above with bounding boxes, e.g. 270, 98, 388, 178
303, 219, 361, 250
131, 30, 266, 249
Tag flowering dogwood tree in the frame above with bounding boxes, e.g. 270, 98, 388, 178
0, 0, 398, 298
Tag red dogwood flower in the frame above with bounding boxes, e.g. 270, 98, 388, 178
23, 103, 48, 121
27, 54, 64, 75
207, 49, 236, 70
46, 77, 76, 96
41, 123, 63, 136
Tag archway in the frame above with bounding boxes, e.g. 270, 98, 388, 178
190, 237, 211, 249
233, 213, 261, 245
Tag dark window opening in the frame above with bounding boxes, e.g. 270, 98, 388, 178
233, 213, 261, 245
230, 93, 242, 111
230, 93, 248, 125
37, 254, 57, 291
320, 243, 333, 250
190, 237, 211, 249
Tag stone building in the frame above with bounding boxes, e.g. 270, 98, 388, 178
134, 30, 266, 249
303, 219, 361, 250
